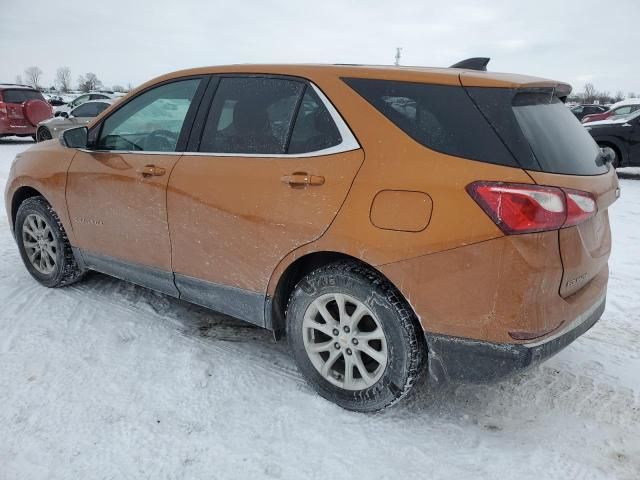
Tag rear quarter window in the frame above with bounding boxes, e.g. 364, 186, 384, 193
1, 89, 45, 104
342, 78, 517, 167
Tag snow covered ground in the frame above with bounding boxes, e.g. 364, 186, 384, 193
0, 137, 638, 479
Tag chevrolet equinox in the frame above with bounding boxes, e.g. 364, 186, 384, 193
5, 60, 618, 411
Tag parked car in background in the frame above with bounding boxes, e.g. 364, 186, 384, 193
45, 95, 67, 107
581, 99, 640, 124
0, 84, 53, 140
5, 63, 617, 411
36, 99, 113, 142
570, 104, 608, 121
585, 110, 640, 167
54, 92, 117, 117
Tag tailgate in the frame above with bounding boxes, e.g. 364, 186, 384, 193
527, 168, 619, 297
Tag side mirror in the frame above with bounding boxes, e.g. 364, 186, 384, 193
61, 126, 88, 149
60, 111, 69, 119
600, 147, 615, 165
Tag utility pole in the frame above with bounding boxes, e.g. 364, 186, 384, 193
394, 47, 403, 66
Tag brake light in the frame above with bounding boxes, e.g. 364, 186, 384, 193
564, 188, 597, 227
0, 102, 6, 116
466, 181, 597, 234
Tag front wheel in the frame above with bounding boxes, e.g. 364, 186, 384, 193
286, 261, 426, 412
15, 196, 86, 287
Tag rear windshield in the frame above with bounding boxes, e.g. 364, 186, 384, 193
467, 88, 607, 175
1, 89, 44, 104
343, 78, 518, 167
512, 93, 605, 175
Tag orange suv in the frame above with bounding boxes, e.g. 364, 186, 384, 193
4, 61, 618, 411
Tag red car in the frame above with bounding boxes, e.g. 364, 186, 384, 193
0, 84, 53, 139
582, 101, 640, 124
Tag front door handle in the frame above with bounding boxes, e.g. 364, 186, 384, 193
138, 164, 166, 177
281, 172, 325, 188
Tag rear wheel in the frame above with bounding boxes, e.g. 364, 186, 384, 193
36, 128, 52, 142
286, 261, 426, 412
15, 196, 86, 287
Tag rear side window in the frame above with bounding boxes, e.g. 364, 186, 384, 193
288, 88, 341, 154
343, 78, 517, 167
2, 89, 44, 104
200, 77, 305, 154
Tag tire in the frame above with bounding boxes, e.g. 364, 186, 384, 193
15, 196, 86, 288
286, 261, 426, 412
36, 128, 52, 142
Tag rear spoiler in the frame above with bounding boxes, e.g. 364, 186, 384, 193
449, 57, 490, 71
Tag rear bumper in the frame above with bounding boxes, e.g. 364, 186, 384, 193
0, 118, 36, 136
425, 294, 606, 383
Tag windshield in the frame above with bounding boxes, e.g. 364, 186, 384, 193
2, 89, 44, 104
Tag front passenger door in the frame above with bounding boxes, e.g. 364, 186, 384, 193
66, 77, 205, 295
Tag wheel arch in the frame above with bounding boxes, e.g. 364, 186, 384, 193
267, 250, 409, 340
11, 186, 46, 231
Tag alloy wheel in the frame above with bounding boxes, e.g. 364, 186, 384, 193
22, 213, 57, 275
302, 293, 388, 390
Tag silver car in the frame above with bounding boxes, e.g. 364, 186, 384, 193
53, 92, 119, 116
37, 99, 113, 142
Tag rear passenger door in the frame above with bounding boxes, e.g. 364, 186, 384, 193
167, 76, 363, 323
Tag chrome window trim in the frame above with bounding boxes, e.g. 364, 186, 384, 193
83, 81, 360, 158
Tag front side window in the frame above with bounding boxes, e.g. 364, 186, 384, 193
72, 102, 109, 118
97, 78, 200, 152
199, 77, 304, 154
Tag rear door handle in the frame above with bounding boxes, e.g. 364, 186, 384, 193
281, 172, 325, 187
138, 164, 166, 177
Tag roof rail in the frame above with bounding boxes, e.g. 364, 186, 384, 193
449, 57, 490, 71
0, 83, 32, 88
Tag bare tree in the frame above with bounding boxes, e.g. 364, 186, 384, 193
77, 72, 102, 93
629, 92, 637, 99
55, 67, 72, 92
614, 90, 625, 102
582, 83, 597, 103
112, 85, 126, 93
596, 90, 611, 105
24, 66, 43, 89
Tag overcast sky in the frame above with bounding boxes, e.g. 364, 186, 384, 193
2, 0, 639, 95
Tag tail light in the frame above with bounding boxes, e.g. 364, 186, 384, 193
564, 188, 597, 227
466, 181, 597, 234
0, 102, 6, 116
